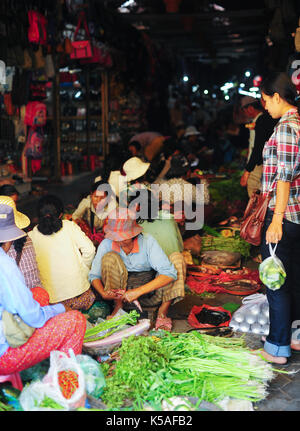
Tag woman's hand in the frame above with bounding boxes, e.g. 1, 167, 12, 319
240, 170, 249, 187
122, 288, 141, 303
266, 219, 283, 244
101, 290, 123, 301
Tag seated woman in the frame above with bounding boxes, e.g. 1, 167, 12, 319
71, 180, 115, 247
0, 202, 86, 374
89, 208, 185, 331
0, 196, 42, 290
28, 195, 96, 311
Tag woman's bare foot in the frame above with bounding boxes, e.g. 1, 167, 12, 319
291, 340, 300, 351
259, 349, 288, 365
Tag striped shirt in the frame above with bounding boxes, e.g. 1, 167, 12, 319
7, 236, 42, 290
262, 108, 300, 224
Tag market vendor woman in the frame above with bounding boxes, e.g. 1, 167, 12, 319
72, 180, 115, 246
89, 208, 185, 331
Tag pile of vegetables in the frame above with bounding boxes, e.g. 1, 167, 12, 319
201, 236, 251, 258
100, 331, 276, 410
84, 310, 139, 343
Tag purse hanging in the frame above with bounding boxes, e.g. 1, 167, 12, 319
2, 310, 35, 348
70, 11, 93, 60
240, 189, 272, 246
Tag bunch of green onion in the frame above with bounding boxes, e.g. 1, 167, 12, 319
83, 310, 139, 343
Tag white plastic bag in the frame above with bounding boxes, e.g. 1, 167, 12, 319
42, 349, 86, 410
259, 244, 286, 290
230, 293, 269, 335
76, 354, 106, 398
19, 381, 68, 411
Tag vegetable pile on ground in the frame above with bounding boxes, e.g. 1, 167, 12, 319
100, 331, 276, 411
200, 235, 251, 258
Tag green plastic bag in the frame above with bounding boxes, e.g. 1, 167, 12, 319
76, 355, 106, 398
259, 244, 286, 291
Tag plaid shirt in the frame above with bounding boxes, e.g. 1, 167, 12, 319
7, 236, 42, 289
262, 108, 300, 224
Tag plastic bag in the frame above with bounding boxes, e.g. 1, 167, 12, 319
41, 349, 86, 410
259, 244, 286, 290
76, 355, 106, 398
229, 293, 269, 335
19, 381, 68, 411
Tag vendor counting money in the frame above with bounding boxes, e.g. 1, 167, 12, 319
88, 208, 185, 331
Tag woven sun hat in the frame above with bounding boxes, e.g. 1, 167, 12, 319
0, 196, 30, 229
104, 207, 143, 242
122, 157, 150, 182
184, 126, 200, 137
0, 203, 26, 242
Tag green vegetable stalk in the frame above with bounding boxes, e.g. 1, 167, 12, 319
84, 310, 139, 343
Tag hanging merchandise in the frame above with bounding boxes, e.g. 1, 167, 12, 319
0, 60, 6, 85
81, 41, 113, 68
70, 11, 93, 60
45, 54, 55, 79
28, 10, 48, 46
33, 45, 46, 70
229, 294, 269, 336
24, 101, 47, 127
295, 18, 300, 52
3, 93, 16, 116
22, 49, 33, 70
24, 127, 44, 160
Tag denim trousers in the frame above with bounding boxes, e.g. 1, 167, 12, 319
261, 209, 300, 357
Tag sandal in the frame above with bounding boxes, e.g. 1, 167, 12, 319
155, 316, 172, 332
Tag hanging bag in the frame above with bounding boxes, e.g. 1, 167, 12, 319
259, 243, 286, 290
240, 189, 272, 246
2, 310, 35, 348
28, 10, 48, 46
70, 11, 93, 60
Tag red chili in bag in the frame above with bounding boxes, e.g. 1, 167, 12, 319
58, 370, 79, 399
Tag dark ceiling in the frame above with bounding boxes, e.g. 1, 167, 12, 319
102, 0, 299, 85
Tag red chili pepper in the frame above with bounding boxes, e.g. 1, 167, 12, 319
58, 370, 79, 399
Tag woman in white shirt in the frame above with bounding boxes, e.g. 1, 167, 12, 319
29, 195, 96, 311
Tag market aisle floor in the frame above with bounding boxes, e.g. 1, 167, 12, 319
18, 172, 300, 412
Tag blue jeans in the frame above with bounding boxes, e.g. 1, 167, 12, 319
261, 210, 300, 357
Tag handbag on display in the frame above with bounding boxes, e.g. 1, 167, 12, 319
2, 310, 35, 348
70, 11, 93, 60
240, 189, 272, 246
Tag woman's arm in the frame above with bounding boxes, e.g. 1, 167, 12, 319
266, 180, 290, 244
122, 274, 174, 303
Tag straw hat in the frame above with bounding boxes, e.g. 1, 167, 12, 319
122, 157, 150, 182
0, 204, 26, 242
104, 208, 143, 241
0, 196, 30, 229
184, 126, 200, 137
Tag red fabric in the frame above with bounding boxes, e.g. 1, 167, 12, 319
0, 288, 86, 375
186, 269, 261, 295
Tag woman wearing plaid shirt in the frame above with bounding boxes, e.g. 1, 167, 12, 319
260, 72, 300, 365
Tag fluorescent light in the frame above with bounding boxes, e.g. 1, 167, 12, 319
238, 89, 261, 98
204, 90, 209, 94
250, 87, 259, 92
221, 82, 234, 91
245, 71, 251, 78
225, 95, 230, 100
183, 76, 189, 82
240, 83, 245, 88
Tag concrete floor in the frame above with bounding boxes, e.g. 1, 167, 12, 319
18, 171, 300, 412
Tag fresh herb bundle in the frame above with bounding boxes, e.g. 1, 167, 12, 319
201, 236, 251, 258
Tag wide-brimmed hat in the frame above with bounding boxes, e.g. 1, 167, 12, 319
0, 196, 30, 229
184, 126, 200, 137
104, 208, 143, 241
0, 204, 26, 242
122, 157, 150, 182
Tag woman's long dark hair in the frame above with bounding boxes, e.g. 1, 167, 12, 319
261, 72, 300, 114
37, 195, 64, 235
14, 236, 27, 266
